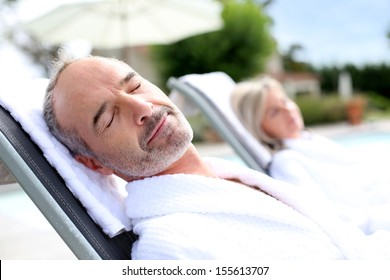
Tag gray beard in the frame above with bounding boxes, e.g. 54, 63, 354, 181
95, 105, 193, 180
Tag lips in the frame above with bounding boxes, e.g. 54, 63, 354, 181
147, 113, 168, 144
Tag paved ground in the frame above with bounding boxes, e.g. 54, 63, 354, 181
1, 119, 390, 259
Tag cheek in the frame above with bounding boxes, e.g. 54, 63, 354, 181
109, 131, 139, 152
262, 118, 285, 139
90, 130, 137, 159
293, 106, 303, 119
261, 120, 276, 137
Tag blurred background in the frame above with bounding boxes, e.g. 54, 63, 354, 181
1, 0, 390, 259
2, 0, 390, 136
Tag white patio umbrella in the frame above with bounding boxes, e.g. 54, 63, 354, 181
22, 0, 223, 49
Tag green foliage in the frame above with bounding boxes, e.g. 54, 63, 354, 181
314, 66, 340, 92
186, 114, 212, 143
387, 24, 390, 43
295, 95, 347, 126
0, 0, 18, 5
357, 64, 390, 98
1, 0, 59, 76
296, 91, 390, 126
366, 91, 390, 111
152, 0, 275, 85
281, 44, 314, 72
315, 63, 390, 99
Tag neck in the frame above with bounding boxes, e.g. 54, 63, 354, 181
121, 144, 218, 182
157, 144, 217, 178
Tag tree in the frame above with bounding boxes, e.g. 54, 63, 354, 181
152, 0, 275, 84
387, 25, 390, 47
1, 0, 17, 4
282, 43, 313, 72
252, 0, 275, 8
0, 0, 18, 38
11, 31, 61, 76
1, 0, 61, 76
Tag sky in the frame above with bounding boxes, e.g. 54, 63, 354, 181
266, 0, 390, 66
1, 0, 390, 78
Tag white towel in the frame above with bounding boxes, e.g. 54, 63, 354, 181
0, 78, 131, 237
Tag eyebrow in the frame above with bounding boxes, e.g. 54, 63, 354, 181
119, 71, 136, 87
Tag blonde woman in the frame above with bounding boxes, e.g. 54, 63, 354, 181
231, 76, 304, 153
231, 76, 390, 235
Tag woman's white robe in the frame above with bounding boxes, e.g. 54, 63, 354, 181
271, 133, 390, 234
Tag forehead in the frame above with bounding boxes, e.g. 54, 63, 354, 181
53, 58, 132, 130
65, 57, 132, 85
59, 57, 136, 94
266, 87, 286, 102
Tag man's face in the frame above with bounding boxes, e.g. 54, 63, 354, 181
53, 57, 193, 180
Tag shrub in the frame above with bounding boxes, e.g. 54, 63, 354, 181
315, 63, 390, 99
365, 91, 390, 111
295, 95, 347, 126
152, 0, 275, 86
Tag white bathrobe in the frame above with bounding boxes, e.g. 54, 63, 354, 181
271, 132, 390, 234
125, 157, 390, 260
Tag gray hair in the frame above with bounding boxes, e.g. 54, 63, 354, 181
43, 52, 95, 158
230, 76, 285, 152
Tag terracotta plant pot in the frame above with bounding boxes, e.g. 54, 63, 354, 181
346, 96, 366, 125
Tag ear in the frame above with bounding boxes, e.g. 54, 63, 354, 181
75, 154, 114, 176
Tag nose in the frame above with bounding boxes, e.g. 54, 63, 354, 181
282, 107, 296, 120
121, 94, 153, 125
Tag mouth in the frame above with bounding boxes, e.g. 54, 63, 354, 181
147, 112, 168, 145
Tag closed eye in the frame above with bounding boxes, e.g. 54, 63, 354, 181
268, 107, 279, 118
106, 108, 117, 128
128, 82, 141, 93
